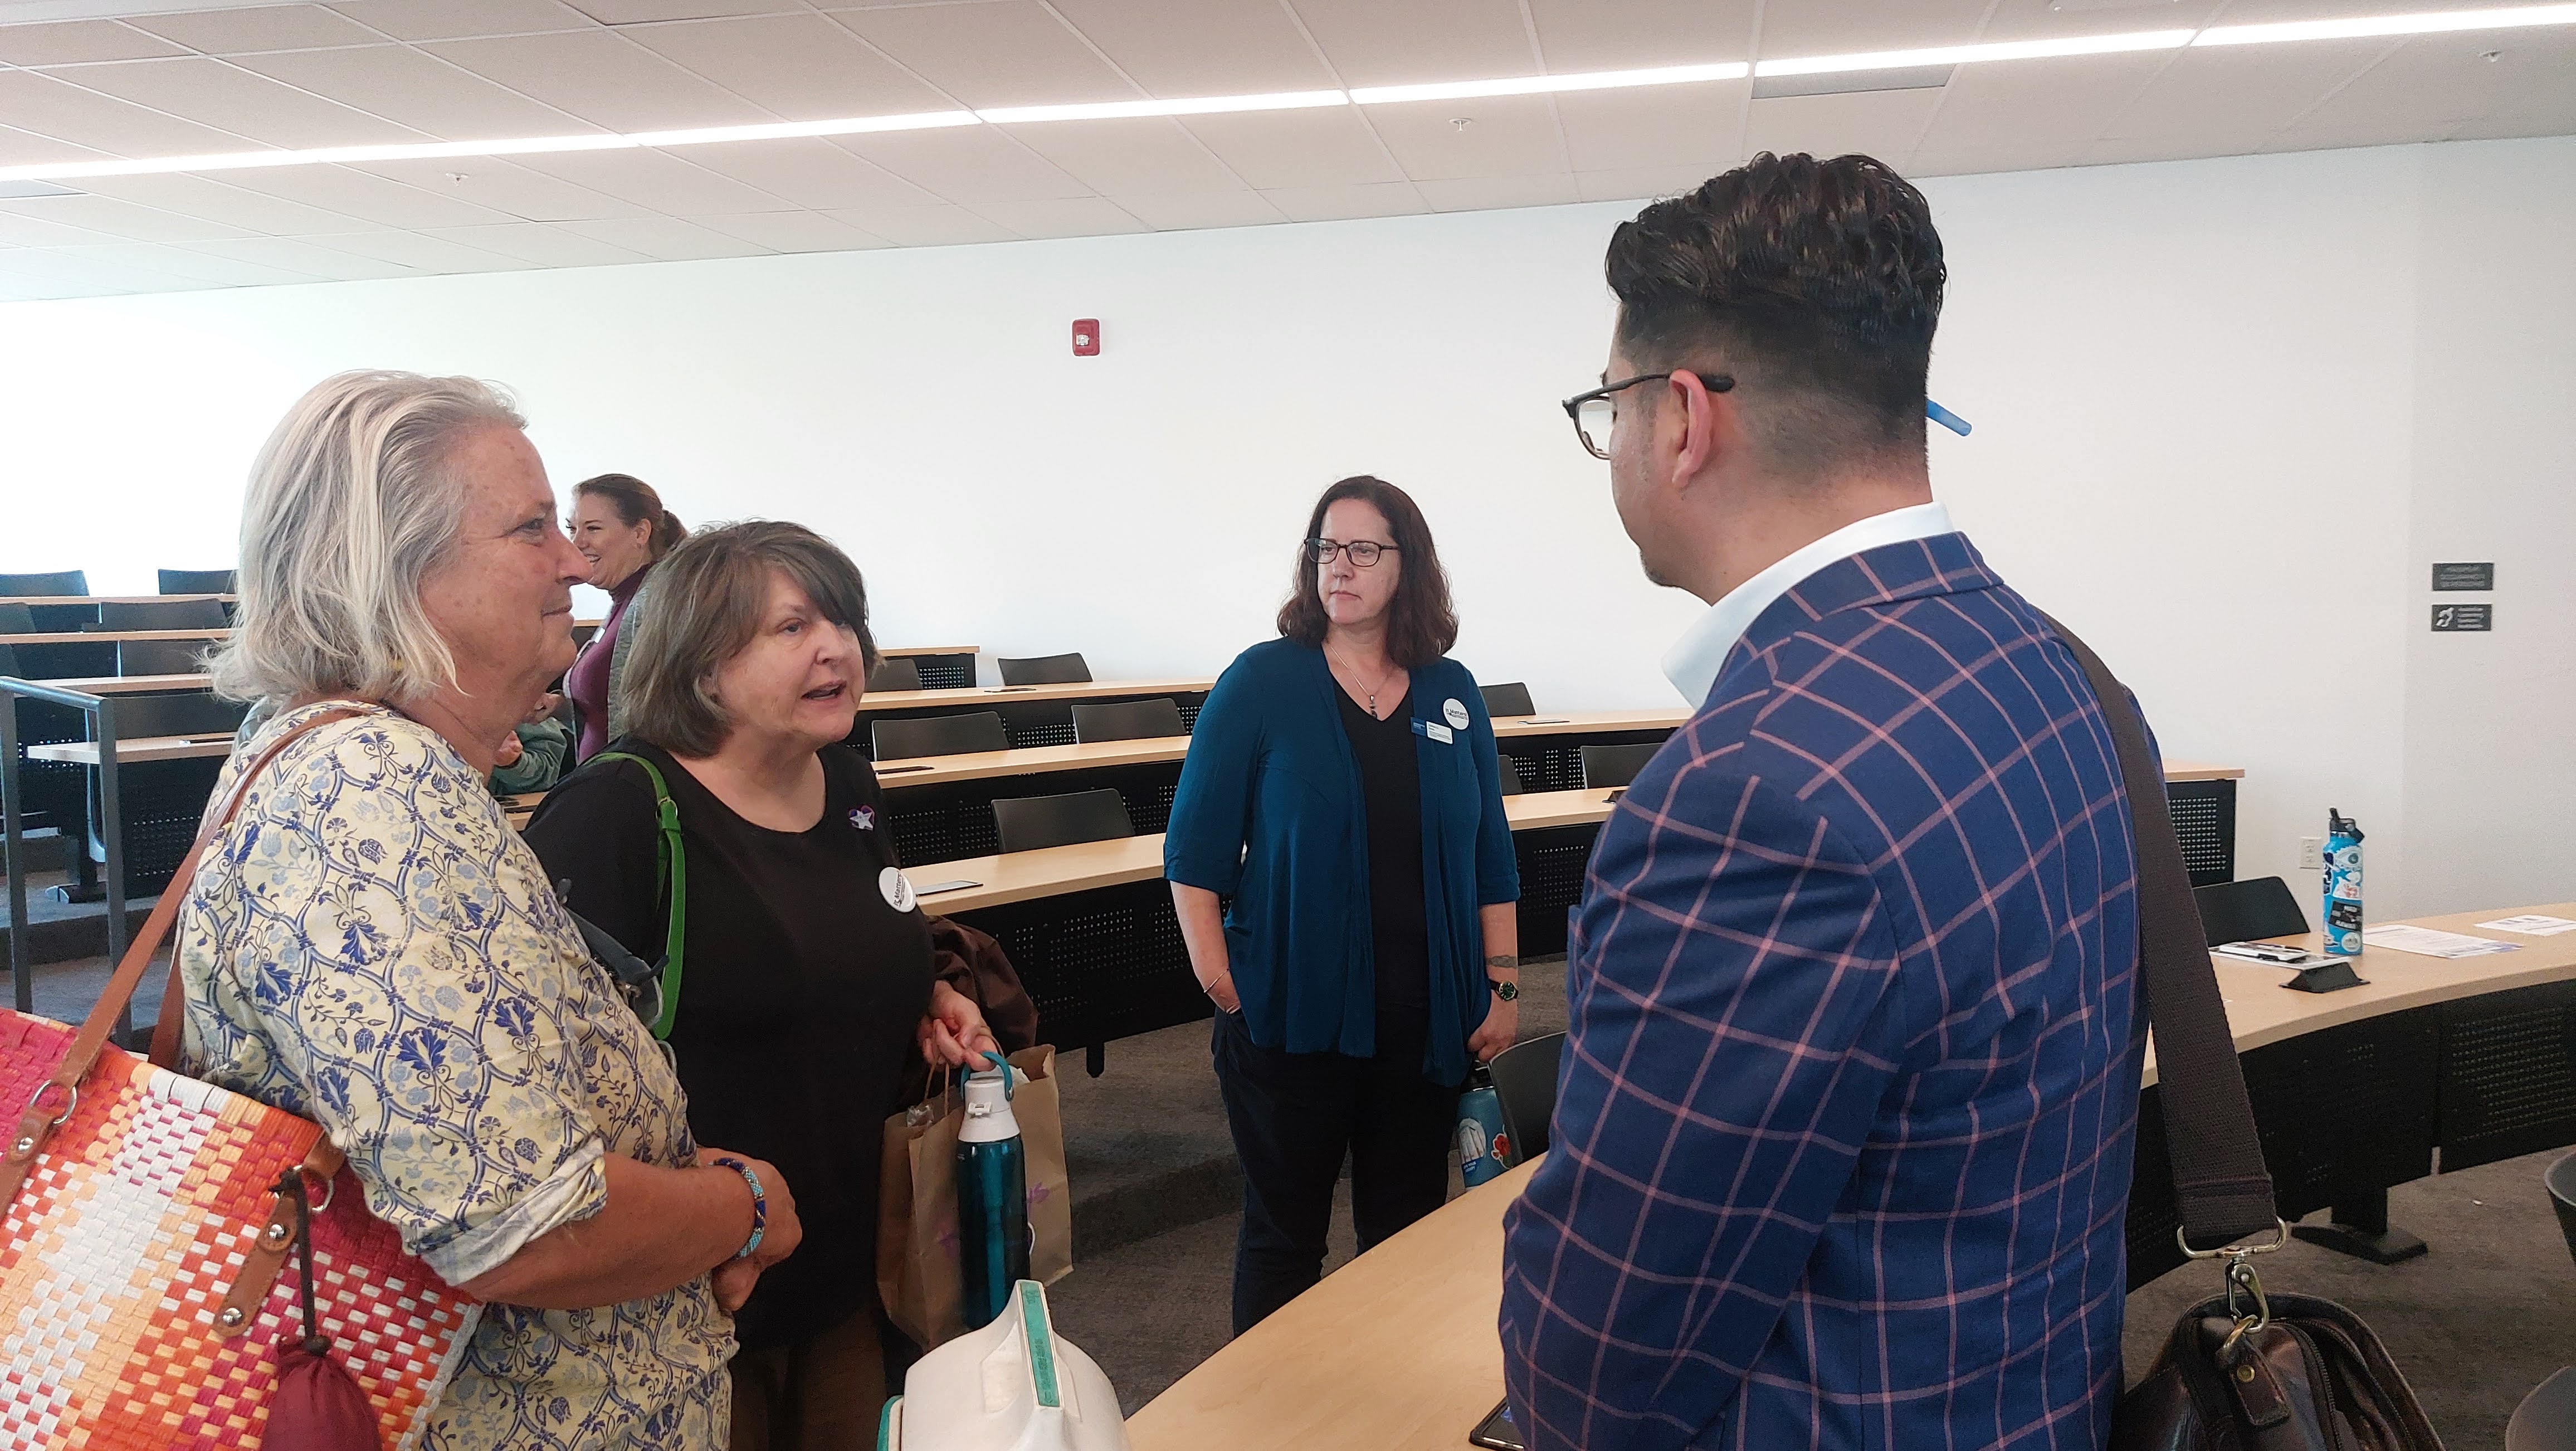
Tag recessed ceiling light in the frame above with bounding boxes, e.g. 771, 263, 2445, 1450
1349, 62, 1749, 105
979, 91, 1347, 124
1754, 29, 2196, 77
2194, 3, 2576, 46
1753, 65, 1955, 100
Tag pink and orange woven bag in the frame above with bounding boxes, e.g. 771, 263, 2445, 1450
0, 711, 481, 1450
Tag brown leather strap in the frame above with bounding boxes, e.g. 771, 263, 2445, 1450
4, 708, 367, 1207
2042, 617, 2278, 1248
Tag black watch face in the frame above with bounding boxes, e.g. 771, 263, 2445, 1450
1492, 979, 1518, 1001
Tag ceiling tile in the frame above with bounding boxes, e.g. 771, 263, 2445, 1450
1552, 82, 1749, 173
622, 13, 953, 119
42, 57, 433, 150
2099, 38, 2399, 144
57, 239, 323, 285
827, 1, 1135, 108
349, 158, 654, 222
232, 43, 604, 139
1978, 0, 2228, 43
0, 206, 129, 247
0, 69, 265, 158
323, 0, 600, 43
1285, 0, 1535, 87
1575, 164, 1723, 203
555, 215, 771, 260
688, 209, 892, 251
0, 122, 115, 169
1106, 188, 1287, 230
2196, 0, 2514, 20
1179, 108, 1402, 189
128, 5, 388, 55
1910, 52, 2171, 156
184, 233, 422, 279
2282, 32, 2573, 138
1364, 96, 1564, 181
0, 246, 204, 293
1048, 0, 1337, 95
563, 0, 784, 20
1258, 179, 1425, 222
215, 165, 524, 229
1414, 172, 1580, 210
830, 126, 1093, 203
512, 148, 793, 215
0, 266, 113, 301
2074, 132, 2257, 167
1529, 0, 1754, 74
1741, 89, 1947, 165
68, 172, 379, 233
660, 138, 938, 210
994, 116, 1246, 194
1905, 138, 2084, 179
968, 195, 1146, 237
821, 203, 1016, 245
0, 192, 256, 242
423, 29, 780, 130
0, 19, 188, 66
301, 226, 539, 271
1751, 0, 1990, 61
422, 220, 658, 265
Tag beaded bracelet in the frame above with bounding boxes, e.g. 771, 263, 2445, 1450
710, 1156, 766, 1260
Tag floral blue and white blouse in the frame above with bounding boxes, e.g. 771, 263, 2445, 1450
175, 700, 732, 1448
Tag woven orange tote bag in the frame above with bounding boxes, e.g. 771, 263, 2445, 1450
0, 711, 481, 1450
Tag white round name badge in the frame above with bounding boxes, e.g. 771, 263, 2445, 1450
1443, 698, 1470, 730
879, 866, 917, 913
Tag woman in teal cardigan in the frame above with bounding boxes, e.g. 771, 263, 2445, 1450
1166, 474, 1522, 1334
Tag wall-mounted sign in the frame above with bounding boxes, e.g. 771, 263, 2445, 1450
2432, 603, 2493, 632
2431, 562, 2495, 591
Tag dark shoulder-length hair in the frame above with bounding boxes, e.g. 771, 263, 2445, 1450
1275, 475, 1458, 669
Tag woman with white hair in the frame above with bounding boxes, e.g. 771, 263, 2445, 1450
179, 369, 802, 1449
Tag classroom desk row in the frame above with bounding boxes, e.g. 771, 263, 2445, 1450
1124, 900, 2576, 1451
0, 595, 233, 607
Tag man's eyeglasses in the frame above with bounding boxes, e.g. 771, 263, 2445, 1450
1559, 372, 1735, 460
1307, 538, 1398, 567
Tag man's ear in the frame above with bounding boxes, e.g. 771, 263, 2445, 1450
1668, 370, 1737, 489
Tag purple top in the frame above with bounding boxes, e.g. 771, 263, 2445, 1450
568, 565, 647, 762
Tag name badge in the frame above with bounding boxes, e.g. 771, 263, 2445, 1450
879, 866, 916, 913
1426, 722, 1454, 744
1443, 698, 1469, 730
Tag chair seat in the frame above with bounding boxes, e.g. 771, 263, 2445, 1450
2507, 1367, 2576, 1451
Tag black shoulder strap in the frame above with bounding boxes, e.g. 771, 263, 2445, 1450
2042, 615, 2279, 1250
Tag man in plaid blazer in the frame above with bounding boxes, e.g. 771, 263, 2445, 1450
1501, 153, 2148, 1450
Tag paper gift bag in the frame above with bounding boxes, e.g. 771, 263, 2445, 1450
878, 1044, 1073, 1350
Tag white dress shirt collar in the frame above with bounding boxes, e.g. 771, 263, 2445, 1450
1660, 500, 1957, 708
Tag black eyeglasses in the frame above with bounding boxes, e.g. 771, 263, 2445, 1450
1559, 371, 1734, 460
1307, 538, 1398, 567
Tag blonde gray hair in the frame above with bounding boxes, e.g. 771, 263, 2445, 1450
209, 371, 525, 705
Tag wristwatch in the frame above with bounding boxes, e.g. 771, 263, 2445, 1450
1488, 977, 1519, 1002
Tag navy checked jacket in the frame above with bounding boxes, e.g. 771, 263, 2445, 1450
1500, 533, 2149, 1451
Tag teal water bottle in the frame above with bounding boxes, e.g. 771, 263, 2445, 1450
956, 1053, 1030, 1331
2322, 809, 2365, 957
1457, 1065, 1512, 1187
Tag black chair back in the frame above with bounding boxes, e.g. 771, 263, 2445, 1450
1071, 698, 1185, 744
96, 600, 227, 631
1481, 682, 1536, 719
2550, 1152, 2576, 1270
872, 710, 1007, 761
158, 568, 236, 595
119, 639, 207, 676
0, 571, 88, 598
867, 656, 923, 693
1488, 1030, 1565, 1164
2193, 876, 2309, 946
1580, 742, 1661, 790
997, 652, 1091, 686
993, 788, 1134, 855
0, 602, 32, 635
100, 693, 247, 740
1496, 756, 1527, 796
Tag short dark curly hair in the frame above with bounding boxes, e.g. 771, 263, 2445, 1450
1606, 152, 1946, 475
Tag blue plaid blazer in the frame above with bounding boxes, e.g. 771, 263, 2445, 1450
1501, 532, 2149, 1451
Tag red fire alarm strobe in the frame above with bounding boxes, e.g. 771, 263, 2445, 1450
1072, 319, 1100, 356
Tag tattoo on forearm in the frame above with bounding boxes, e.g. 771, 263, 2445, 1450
1485, 954, 1519, 972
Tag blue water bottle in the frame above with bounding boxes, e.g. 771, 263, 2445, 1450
2322, 809, 2365, 957
1457, 1065, 1512, 1187
955, 1053, 1030, 1331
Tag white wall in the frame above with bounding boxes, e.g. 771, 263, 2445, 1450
6, 137, 2570, 919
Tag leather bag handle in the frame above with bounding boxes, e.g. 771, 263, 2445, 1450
2042, 617, 2279, 1249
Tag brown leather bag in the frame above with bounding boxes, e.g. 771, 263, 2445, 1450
2045, 622, 2446, 1451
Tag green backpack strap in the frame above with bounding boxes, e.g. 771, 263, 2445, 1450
593, 751, 686, 1040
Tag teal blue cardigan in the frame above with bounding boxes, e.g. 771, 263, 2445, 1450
1164, 639, 1520, 1085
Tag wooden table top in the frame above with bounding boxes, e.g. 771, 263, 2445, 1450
8, 673, 213, 695
1124, 899, 2576, 1451
27, 733, 238, 765
2162, 761, 2245, 782
0, 594, 232, 607
2, 628, 232, 645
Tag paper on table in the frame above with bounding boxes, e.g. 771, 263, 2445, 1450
2360, 924, 2522, 959
2475, 914, 2576, 937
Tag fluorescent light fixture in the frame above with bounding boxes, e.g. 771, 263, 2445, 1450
0, 110, 980, 184
1755, 29, 2194, 77
980, 90, 1346, 124
1349, 62, 1748, 105
2194, 3, 2576, 46
1753, 65, 1955, 99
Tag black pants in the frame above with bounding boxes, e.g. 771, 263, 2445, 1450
1212, 1006, 1461, 1335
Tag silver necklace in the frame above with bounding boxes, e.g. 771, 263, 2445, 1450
1329, 646, 1402, 718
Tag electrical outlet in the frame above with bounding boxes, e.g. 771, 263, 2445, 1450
2297, 836, 2325, 871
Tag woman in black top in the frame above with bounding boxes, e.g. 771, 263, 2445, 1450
526, 521, 994, 1451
